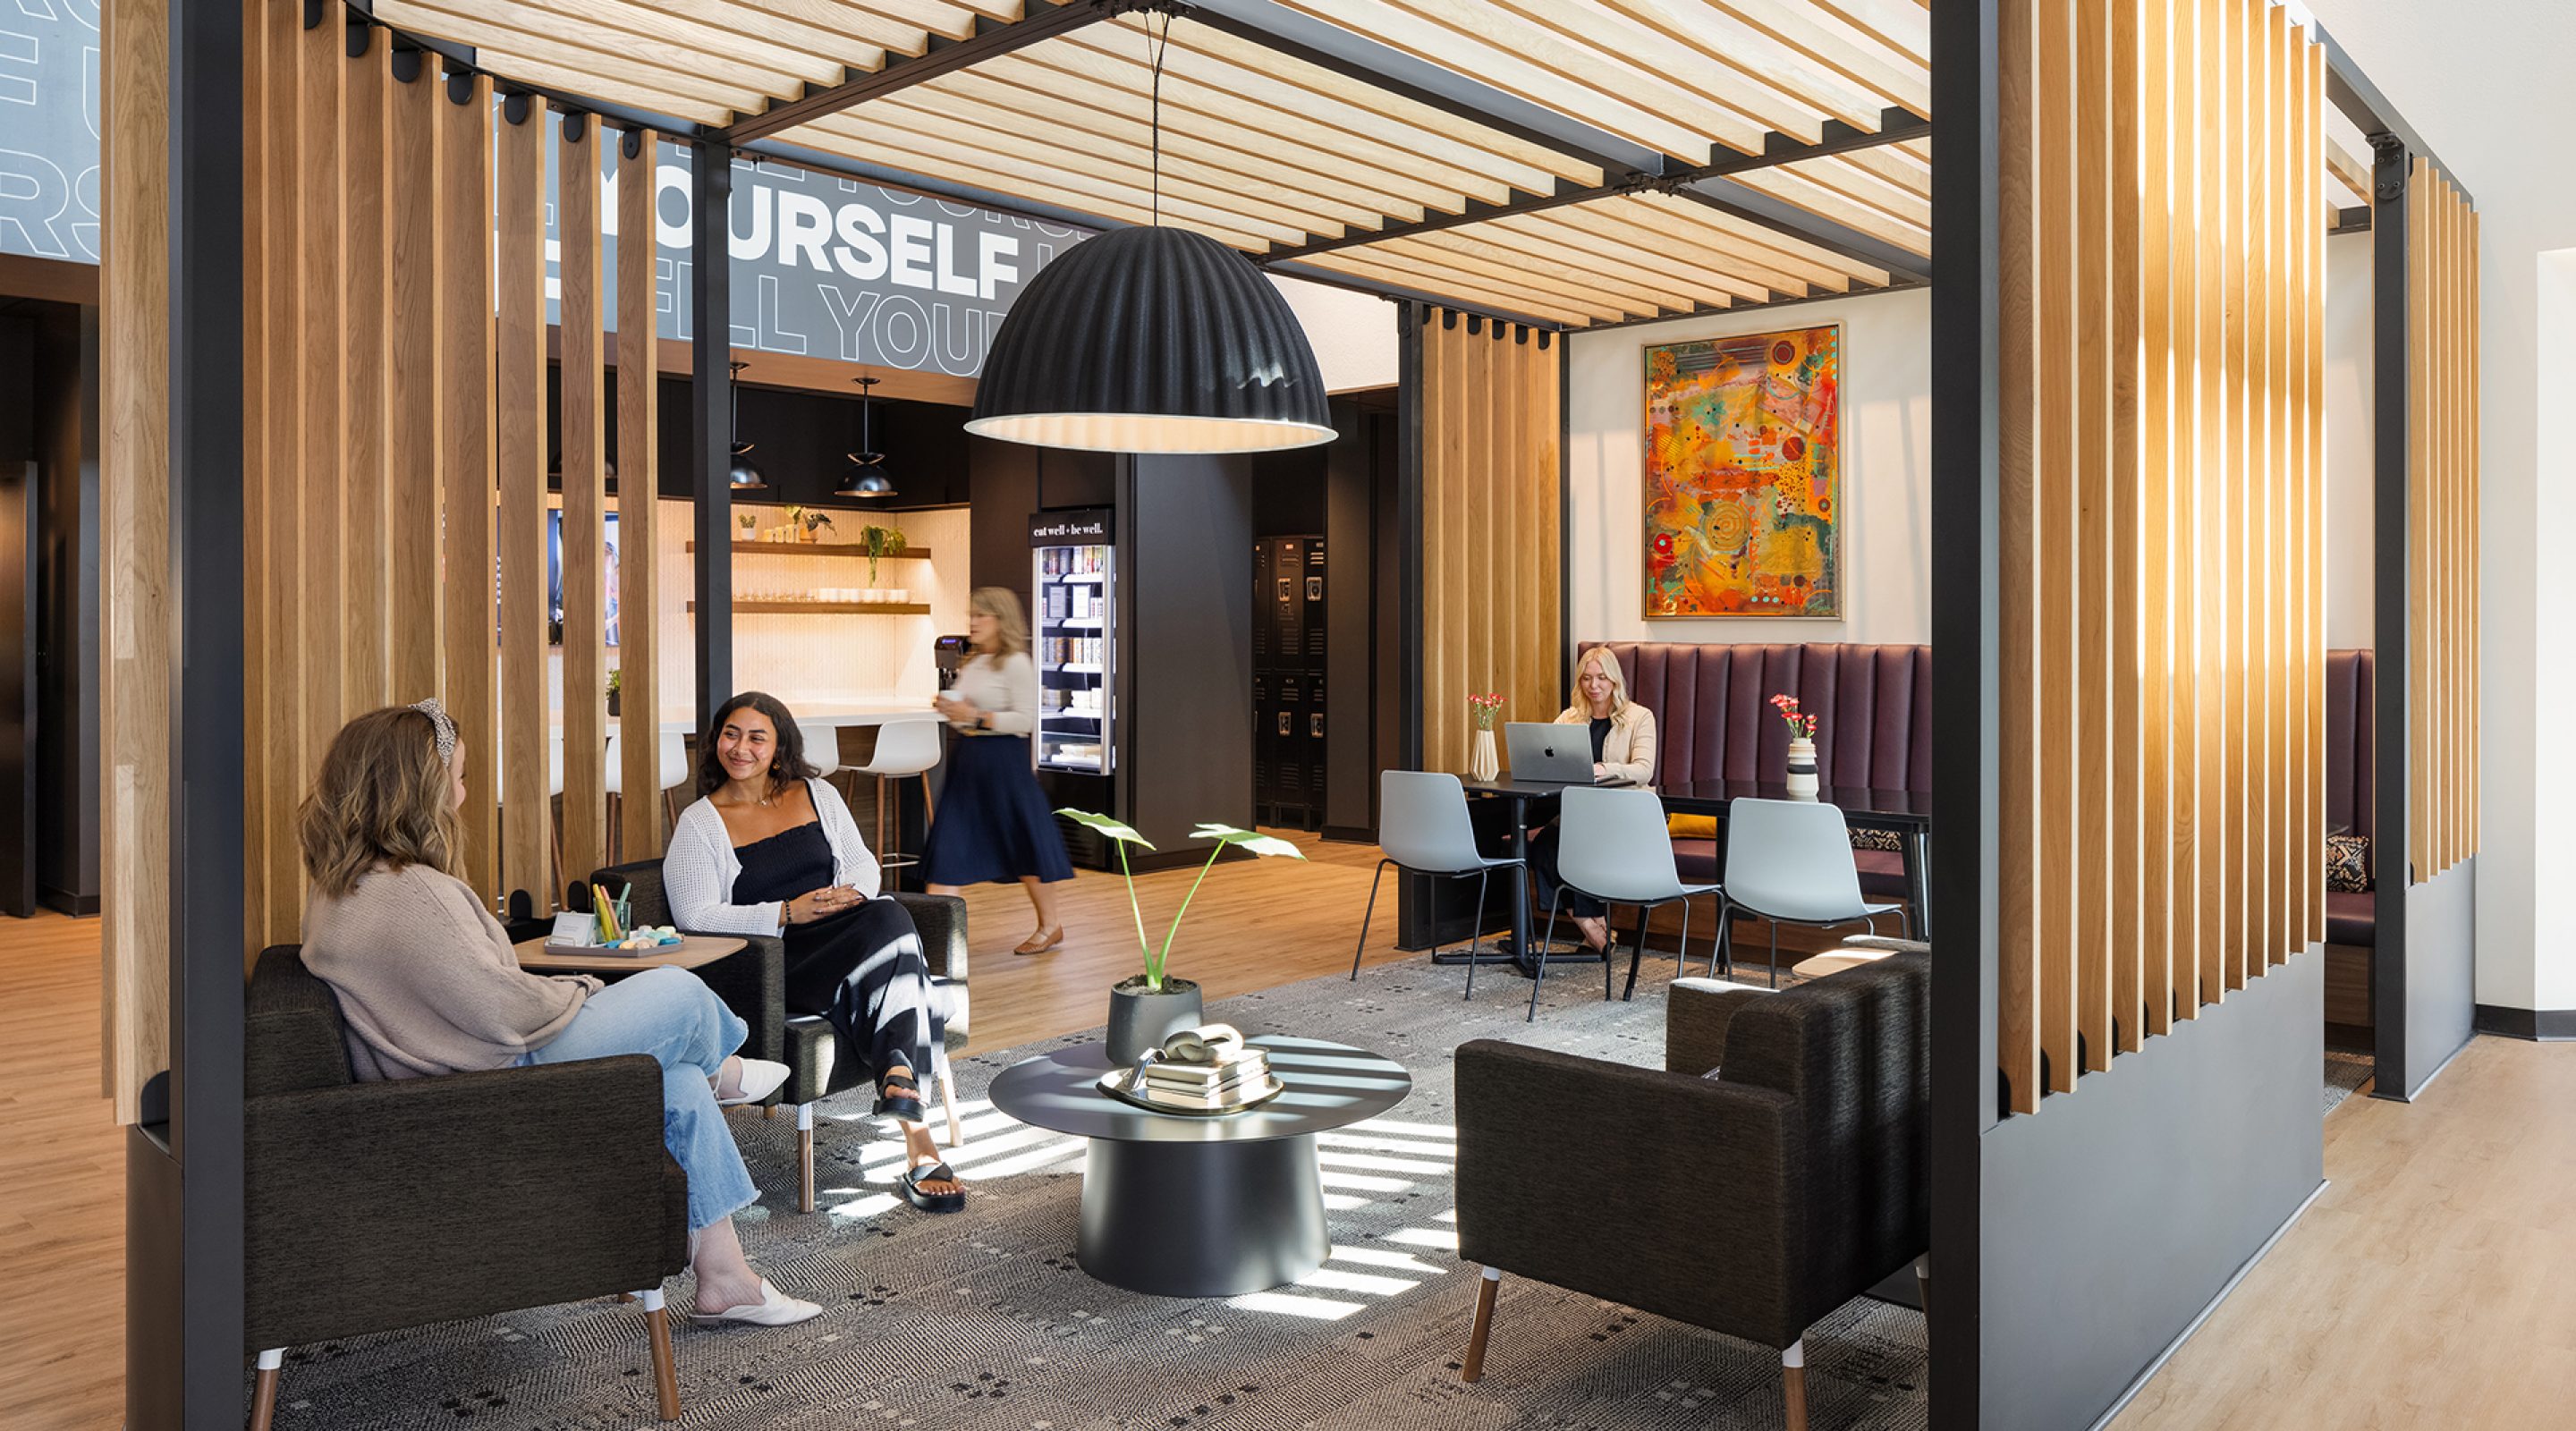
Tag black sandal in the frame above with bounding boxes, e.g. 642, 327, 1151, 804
900, 1160, 966, 1213
873, 1072, 928, 1122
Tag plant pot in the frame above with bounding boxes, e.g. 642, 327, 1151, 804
1470, 727, 1500, 782
1106, 976, 1203, 1066
606, 689, 622, 717
1785, 737, 1819, 800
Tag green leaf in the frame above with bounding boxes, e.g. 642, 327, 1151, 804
1056, 808, 1155, 849
1190, 824, 1306, 859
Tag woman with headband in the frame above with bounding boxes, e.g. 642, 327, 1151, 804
295, 702, 822, 1327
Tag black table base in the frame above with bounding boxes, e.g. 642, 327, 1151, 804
1077, 1135, 1330, 1297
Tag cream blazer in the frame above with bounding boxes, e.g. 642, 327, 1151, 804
1552, 701, 1657, 788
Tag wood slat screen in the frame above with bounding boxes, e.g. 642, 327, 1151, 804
1996, 0, 2326, 1113
1418, 307, 1562, 776
227, 6, 620, 949
616, 134, 668, 861
2409, 162, 2479, 885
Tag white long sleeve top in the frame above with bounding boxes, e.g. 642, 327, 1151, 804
947, 650, 1039, 735
661, 776, 881, 936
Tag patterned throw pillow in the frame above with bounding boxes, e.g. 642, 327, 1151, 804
1849, 827, 1904, 853
2325, 834, 2372, 893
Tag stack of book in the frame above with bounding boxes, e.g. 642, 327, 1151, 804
1132, 1024, 1277, 1111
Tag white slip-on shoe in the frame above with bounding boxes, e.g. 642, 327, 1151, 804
691, 1279, 823, 1327
715, 1057, 792, 1107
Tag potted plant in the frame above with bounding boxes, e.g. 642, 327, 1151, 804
801, 509, 837, 543
1056, 809, 1306, 1063
606, 667, 622, 717
737, 510, 756, 540
859, 521, 907, 584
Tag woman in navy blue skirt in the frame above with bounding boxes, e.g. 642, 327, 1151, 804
923, 587, 1073, 954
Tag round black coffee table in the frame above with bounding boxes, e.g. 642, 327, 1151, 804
987, 1036, 1411, 1297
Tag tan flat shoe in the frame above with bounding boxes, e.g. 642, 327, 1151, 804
1012, 926, 1064, 956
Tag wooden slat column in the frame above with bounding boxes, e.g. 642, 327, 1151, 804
438, 73, 498, 902
496, 96, 553, 910
616, 130, 665, 859
1994, 0, 2327, 1113
2407, 161, 2479, 883
256, 4, 303, 944
1415, 308, 1561, 775
559, 115, 608, 885
298, 7, 345, 818
343, 28, 390, 714
388, 56, 442, 702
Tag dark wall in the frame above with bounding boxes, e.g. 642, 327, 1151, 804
34, 305, 99, 913
1121, 453, 1255, 859
0, 313, 33, 917
1979, 949, 2326, 1430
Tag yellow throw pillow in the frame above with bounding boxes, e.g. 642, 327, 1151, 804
1666, 812, 1718, 840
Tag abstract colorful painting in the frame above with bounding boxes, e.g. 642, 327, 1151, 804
1642, 326, 1843, 618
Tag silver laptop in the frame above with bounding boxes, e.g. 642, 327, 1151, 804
1503, 722, 1629, 785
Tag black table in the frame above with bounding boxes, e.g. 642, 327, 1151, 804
986, 1037, 1412, 1297
1457, 777, 1936, 949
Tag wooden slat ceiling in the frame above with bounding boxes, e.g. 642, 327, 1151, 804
366, 0, 2352, 329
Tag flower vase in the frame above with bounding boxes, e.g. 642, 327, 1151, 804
1470, 727, 1500, 782
1784, 737, 1819, 800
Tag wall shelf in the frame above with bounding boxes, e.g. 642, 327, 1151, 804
688, 600, 933, 615
686, 540, 933, 559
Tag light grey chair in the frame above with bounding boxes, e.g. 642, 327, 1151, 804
1550, 784, 1722, 1016
1721, 799, 1911, 986
1353, 770, 1526, 1001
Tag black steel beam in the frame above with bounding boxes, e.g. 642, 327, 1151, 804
1263, 258, 1563, 333
1261, 111, 1931, 263
2316, 21, 2471, 207
1927, 0, 1998, 1427
1677, 175, 1932, 284
690, 138, 733, 732
2368, 131, 2413, 1099
718, 0, 1117, 145
2330, 204, 2372, 236
1184, 0, 1658, 181
168, 0, 250, 1421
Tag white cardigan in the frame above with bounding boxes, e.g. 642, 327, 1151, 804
662, 776, 881, 936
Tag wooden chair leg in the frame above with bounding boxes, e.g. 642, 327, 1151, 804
638, 1288, 681, 1422
919, 769, 935, 821
796, 1102, 817, 1214
249, 1349, 284, 1431
939, 1065, 966, 1149
1782, 1340, 1809, 1431
1460, 1266, 1501, 1383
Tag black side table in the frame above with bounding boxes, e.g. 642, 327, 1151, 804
987, 1037, 1412, 1297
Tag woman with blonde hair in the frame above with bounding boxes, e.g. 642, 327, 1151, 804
296, 701, 819, 1326
922, 586, 1073, 954
1526, 647, 1659, 954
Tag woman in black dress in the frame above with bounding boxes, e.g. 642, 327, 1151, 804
921, 587, 1075, 954
663, 691, 963, 1212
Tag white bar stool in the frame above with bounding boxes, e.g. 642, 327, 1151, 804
855, 718, 943, 889
604, 729, 690, 860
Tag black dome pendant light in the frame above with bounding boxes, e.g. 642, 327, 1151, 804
838, 375, 896, 499
966, 13, 1333, 455
726, 360, 767, 490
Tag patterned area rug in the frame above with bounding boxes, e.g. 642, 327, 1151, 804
2322, 1050, 2375, 1113
263, 961, 1930, 1430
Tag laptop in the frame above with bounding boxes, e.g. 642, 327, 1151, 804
1503, 721, 1631, 785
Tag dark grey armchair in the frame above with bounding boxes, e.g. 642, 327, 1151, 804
1452, 953, 1931, 1431
590, 859, 970, 1214
244, 947, 689, 1430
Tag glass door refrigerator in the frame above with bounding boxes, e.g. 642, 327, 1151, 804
1029, 510, 1115, 813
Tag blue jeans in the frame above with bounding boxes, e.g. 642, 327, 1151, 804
521, 966, 758, 1231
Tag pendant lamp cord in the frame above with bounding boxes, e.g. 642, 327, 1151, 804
1147, 12, 1169, 226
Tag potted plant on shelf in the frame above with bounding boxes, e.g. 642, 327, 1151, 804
859, 522, 908, 585
737, 510, 757, 540
801, 509, 836, 543
1769, 693, 1820, 800
606, 667, 622, 717
1056, 809, 1307, 1063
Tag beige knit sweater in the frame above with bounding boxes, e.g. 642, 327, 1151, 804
301, 862, 600, 1081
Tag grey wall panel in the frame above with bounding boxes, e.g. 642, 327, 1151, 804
1126, 454, 1255, 856
1979, 947, 2325, 1431
2402, 858, 2476, 1097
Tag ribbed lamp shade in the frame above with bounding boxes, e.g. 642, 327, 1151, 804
967, 225, 1335, 453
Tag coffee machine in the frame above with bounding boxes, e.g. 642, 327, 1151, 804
934, 634, 969, 690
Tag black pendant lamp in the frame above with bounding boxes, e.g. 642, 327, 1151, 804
838, 375, 896, 499
965, 16, 1333, 455
726, 360, 767, 490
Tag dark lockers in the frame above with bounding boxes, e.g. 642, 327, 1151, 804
1252, 536, 1329, 830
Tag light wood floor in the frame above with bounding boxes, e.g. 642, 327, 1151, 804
2113, 1033, 2576, 1429
13, 837, 2566, 1430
